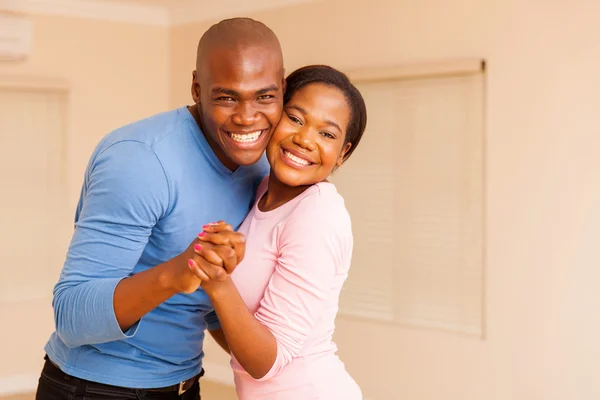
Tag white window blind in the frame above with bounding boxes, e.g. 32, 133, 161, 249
0, 84, 68, 303
332, 64, 485, 336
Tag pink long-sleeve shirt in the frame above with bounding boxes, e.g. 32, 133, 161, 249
229, 178, 362, 400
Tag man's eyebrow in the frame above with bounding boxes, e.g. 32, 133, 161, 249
211, 85, 279, 97
211, 87, 240, 97
255, 85, 279, 95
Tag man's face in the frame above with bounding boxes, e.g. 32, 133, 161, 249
192, 45, 285, 170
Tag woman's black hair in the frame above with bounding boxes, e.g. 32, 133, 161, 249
283, 65, 367, 162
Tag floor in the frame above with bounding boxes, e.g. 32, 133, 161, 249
0, 380, 238, 400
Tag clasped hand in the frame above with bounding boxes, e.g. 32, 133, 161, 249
187, 221, 245, 291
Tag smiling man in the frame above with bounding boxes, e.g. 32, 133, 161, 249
36, 18, 285, 400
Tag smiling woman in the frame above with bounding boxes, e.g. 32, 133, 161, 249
188, 65, 368, 400
266, 83, 351, 190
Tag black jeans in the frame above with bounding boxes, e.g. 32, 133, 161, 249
35, 356, 201, 400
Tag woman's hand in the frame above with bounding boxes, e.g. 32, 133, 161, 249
198, 221, 246, 264
187, 221, 247, 293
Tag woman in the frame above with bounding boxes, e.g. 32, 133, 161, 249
189, 65, 367, 399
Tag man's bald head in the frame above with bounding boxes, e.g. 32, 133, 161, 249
196, 17, 283, 75
189, 18, 285, 170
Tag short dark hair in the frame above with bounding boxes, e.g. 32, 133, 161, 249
283, 65, 367, 162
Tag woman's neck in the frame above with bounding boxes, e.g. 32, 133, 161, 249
258, 171, 313, 212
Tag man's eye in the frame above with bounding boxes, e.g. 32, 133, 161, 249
258, 95, 275, 100
217, 97, 234, 102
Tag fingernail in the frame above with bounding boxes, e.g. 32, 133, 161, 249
198, 232, 206, 237
202, 224, 210, 229
187, 259, 194, 268
194, 244, 202, 251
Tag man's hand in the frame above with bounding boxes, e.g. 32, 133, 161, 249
165, 239, 205, 294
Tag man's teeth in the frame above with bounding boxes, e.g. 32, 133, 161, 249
229, 130, 262, 143
284, 151, 310, 166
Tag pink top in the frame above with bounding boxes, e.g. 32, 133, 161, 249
229, 178, 362, 400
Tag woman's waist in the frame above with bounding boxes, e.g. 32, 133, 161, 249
233, 353, 360, 399
231, 338, 338, 372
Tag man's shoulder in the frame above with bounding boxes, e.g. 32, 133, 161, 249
97, 107, 189, 154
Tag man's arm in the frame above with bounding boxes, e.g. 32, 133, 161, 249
208, 328, 230, 354
53, 141, 199, 346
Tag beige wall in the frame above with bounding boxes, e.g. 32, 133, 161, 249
170, 1, 600, 399
0, 13, 170, 204
0, 13, 169, 382
2, 1, 599, 398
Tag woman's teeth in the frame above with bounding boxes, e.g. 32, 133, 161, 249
229, 130, 262, 143
284, 151, 310, 166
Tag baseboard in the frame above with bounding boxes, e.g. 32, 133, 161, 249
0, 373, 39, 396
0, 363, 234, 396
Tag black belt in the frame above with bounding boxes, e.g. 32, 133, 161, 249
45, 355, 203, 395
147, 370, 204, 395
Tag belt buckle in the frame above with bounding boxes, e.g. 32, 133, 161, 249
178, 380, 188, 396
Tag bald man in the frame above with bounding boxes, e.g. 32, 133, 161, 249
36, 18, 285, 400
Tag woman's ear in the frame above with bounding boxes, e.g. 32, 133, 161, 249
336, 142, 352, 167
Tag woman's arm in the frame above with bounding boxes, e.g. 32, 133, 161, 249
194, 196, 350, 380
204, 279, 277, 379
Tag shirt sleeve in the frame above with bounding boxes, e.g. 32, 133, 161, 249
52, 140, 170, 348
252, 191, 351, 381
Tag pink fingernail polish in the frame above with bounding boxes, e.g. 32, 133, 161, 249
198, 232, 206, 237
194, 244, 202, 251
188, 259, 194, 267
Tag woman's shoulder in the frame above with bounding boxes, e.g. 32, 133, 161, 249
288, 182, 352, 232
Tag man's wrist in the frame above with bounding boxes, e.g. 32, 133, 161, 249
158, 256, 184, 295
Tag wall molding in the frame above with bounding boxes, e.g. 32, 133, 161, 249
0, 0, 318, 26
2, 0, 171, 26
170, 0, 318, 26
0, 373, 39, 396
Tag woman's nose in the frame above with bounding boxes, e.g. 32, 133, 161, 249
292, 128, 317, 151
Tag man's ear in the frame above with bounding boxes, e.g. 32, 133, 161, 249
281, 71, 287, 95
191, 70, 201, 103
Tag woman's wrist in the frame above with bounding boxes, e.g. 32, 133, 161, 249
202, 275, 234, 298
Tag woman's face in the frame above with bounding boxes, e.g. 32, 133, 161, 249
266, 83, 352, 187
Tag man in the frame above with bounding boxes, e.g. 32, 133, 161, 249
36, 18, 285, 399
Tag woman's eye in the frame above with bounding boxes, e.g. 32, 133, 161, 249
320, 131, 335, 139
287, 114, 302, 125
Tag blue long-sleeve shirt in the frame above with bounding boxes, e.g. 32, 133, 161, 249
44, 107, 268, 388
